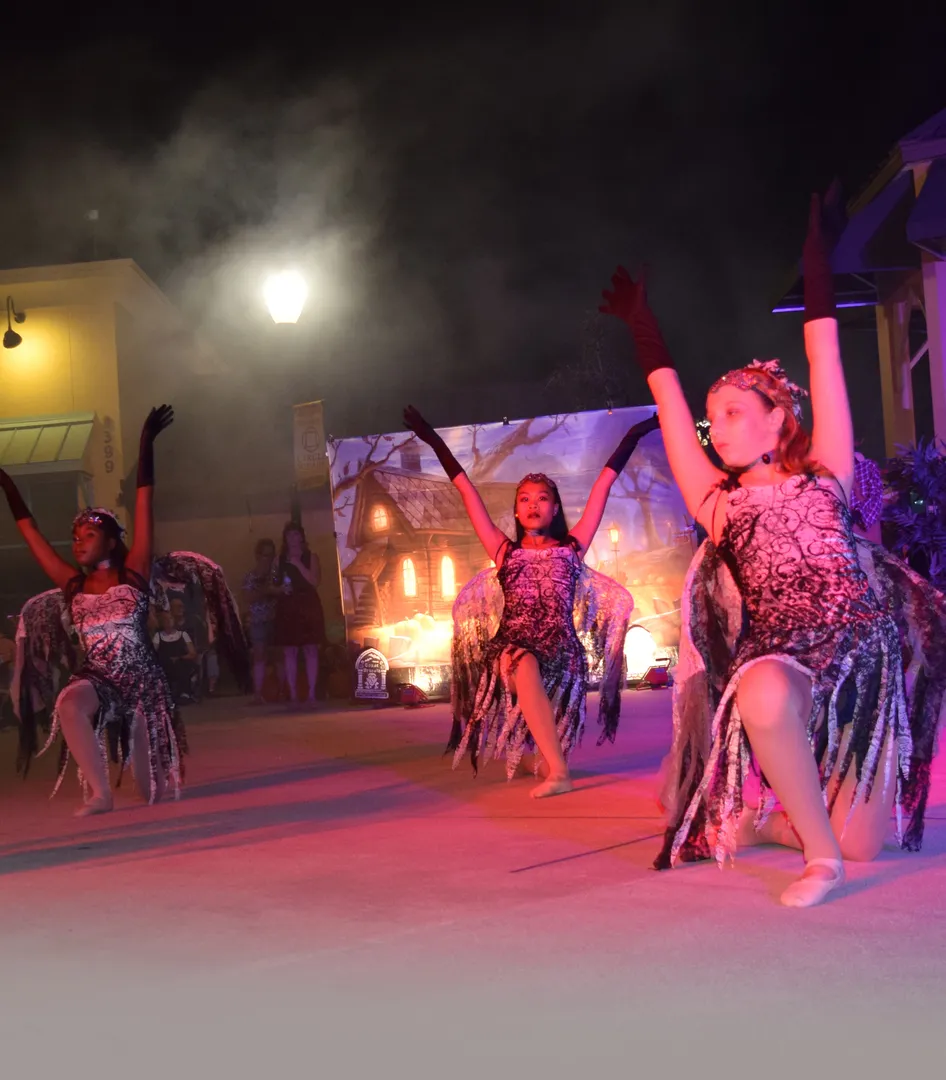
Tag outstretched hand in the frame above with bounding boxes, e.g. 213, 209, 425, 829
805, 180, 846, 261
599, 266, 650, 324
403, 405, 439, 445
629, 412, 660, 439
141, 405, 174, 445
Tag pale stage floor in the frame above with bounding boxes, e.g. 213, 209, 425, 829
1, 691, 944, 1077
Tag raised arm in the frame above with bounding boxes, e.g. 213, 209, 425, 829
403, 406, 508, 563
802, 189, 854, 493
126, 406, 174, 580
599, 268, 725, 520
569, 413, 661, 553
1, 470, 76, 591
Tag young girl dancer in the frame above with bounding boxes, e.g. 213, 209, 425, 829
600, 192, 942, 906
402, 406, 654, 798
4, 406, 247, 814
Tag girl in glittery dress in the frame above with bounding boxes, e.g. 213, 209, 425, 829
402, 407, 648, 798
3, 407, 248, 816
600, 191, 944, 907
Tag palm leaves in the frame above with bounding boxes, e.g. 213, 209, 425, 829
882, 438, 946, 589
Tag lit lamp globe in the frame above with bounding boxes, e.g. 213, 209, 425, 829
264, 271, 308, 324
608, 525, 619, 546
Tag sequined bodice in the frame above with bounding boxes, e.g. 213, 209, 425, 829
70, 584, 156, 683
495, 544, 583, 657
723, 476, 878, 634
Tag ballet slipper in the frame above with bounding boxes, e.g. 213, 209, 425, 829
75, 793, 114, 818
530, 775, 573, 799
780, 857, 845, 908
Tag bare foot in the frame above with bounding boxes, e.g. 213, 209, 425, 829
736, 806, 762, 848
514, 755, 549, 779
75, 793, 113, 817
739, 808, 803, 850
780, 859, 845, 908
530, 775, 573, 799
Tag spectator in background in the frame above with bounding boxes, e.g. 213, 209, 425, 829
851, 451, 884, 544
152, 609, 199, 705
274, 522, 325, 708
170, 594, 208, 700
243, 538, 282, 705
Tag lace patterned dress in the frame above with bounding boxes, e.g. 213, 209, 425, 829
44, 574, 185, 801
656, 474, 914, 868
451, 540, 633, 777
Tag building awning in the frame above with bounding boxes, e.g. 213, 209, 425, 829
773, 173, 920, 313
0, 413, 95, 477
907, 158, 946, 257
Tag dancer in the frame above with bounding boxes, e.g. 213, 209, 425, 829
4, 406, 248, 815
402, 406, 651, 797
599, 190, 943, 906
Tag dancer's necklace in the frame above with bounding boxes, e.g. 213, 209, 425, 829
732, 449, 780, 476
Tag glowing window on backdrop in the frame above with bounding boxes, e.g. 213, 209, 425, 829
402, 558, 417, 598
372, 504, 389, 531
441, 555, 456, 599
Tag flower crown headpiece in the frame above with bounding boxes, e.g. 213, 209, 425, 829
73, 507, 126, 540
709, 359, 808, 420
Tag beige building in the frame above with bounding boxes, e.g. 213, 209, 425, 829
0, 260, 341, 634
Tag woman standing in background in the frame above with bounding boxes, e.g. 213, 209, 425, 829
274, 522, 326, 708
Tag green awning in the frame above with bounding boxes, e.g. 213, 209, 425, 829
0, 413, 95, 476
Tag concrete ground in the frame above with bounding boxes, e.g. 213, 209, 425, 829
1, 691, 944, 1078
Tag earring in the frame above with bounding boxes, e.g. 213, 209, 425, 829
761, 453, 772, 465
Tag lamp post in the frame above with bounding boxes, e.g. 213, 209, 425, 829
263, 272, 310, 521
263, 271, 308, 325
608, 523, 620, 577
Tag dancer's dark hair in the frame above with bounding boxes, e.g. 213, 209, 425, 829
512, 474, 573, 547
65, 516, 130, 602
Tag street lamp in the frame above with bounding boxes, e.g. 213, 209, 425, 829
608, 523, 620, 576
263, 271, 307, 324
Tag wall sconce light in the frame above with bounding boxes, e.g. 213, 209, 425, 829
4, 296, 25, 349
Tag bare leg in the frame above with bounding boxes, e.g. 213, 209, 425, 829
283, 646, 299, 704
303, 645, 320, 705
129, 712, 167, 803
504, 651, 572, 799
736, 660, 843, 906
56, 681, 113, 816
827, 727, 897, 861
251, 641, 267, 703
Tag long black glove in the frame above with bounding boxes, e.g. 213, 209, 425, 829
403, 406, 464, 481
605, 413, 660, 474
803, 182, 844, 323
599, 267, 676, 377
137, 405, 174, 488
0, 469, 32, 521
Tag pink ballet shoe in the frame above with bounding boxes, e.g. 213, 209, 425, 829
780, 857, 845, 908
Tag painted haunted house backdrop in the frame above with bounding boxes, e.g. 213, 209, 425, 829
329, 408, 692, 673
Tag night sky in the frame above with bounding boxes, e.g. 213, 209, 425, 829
3, 2, 946, 459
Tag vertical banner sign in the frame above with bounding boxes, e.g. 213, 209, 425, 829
293, 400, 327, 489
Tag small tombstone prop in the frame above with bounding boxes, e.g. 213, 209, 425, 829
354, 647, 390, 700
